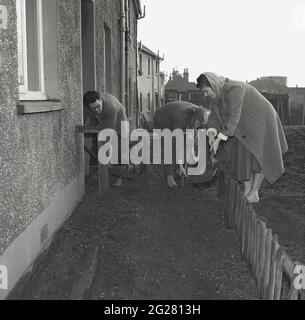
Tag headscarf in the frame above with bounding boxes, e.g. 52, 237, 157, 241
203, 72, 226, 98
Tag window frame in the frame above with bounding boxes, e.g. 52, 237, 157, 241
147, 57, 151, 76
17, 0, 48, 101
147, 93, 151, 111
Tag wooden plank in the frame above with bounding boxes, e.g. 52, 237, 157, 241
268, 235, 279, 300
251, 209, 257, 280
224, 178, 231, 228
246, 205, 252, 267
282, 252, 294, 278
241, 196, 247, 258
233, 183, 240, 230
224, 178, 231, 227
248, 208, 253, 271
288, 261, 301, 300
255, 217, 261, 286
229, 180, 235, 229
236, 188, 243, 238
258, 220, 268, 298
228, 180, 236, 230
98, 140, 109, 196
262, 229, 273, 299
274, 247, 285, 300
250, 210, 256, 274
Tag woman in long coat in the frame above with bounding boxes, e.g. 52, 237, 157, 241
196, 72, 288, 203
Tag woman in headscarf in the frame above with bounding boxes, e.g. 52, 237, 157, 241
196, 72, 288, 203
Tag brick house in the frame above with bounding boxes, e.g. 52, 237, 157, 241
0, 0, 142, 299
165, 69, 205, 106
138, 43, 165, 130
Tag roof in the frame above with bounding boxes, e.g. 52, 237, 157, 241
165, 77, 199, 93
139, 43, 162, 60
249, 78, 288, 93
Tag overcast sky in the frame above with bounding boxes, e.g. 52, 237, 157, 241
138, 0, 305, 87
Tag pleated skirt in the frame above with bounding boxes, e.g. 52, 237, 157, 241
216, 137, 262, 181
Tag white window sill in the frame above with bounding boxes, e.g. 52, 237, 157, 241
19, 91, 48, 101
17, 100, 63, 114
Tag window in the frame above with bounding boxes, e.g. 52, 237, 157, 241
155, 93, 159, 109
155, 60, 159, 74
147, 93, 151, 111
139, 54, 143, 75
17, 0, 58, 101
148, 58, 151, 76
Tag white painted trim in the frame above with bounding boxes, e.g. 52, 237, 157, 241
37, 0, 45, 94
17, 0, 47, 100
0, 170, 85, 300
17, 0, 28, 91
19, 91, 48, 101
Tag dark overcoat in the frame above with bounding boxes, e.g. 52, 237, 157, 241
208, 79, 288, 184
154, 101, 208, 130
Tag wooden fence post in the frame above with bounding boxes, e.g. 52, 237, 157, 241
250, 211, 256, 274
236, 189, 243, 238
268, 235, 279, 300
233, 183, 240, 230
255, 217, 261, 283
246, 206, 252, 267
263, 229, 273, 299
224, 178, 231, 228
241, 196, 247, 258
228, 180, 236, 230
274, 247, 285, 300
221, 175, 302, 300
258, 221, 267, 298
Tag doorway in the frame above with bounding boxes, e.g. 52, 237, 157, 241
81, 0, 96, 179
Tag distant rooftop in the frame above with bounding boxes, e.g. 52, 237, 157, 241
138, 43, 163, 60
165, 69, 199, 92
249, 77, 288, 93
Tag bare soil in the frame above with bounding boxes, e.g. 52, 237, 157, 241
10, 166, 258, 300
9, 127, 304, 300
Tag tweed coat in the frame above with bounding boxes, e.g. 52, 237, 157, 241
208, 79, 288, 184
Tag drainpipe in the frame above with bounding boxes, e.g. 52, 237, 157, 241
125, 0, 129, 117
120, 0, 126, 104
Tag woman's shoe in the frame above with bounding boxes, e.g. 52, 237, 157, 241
246, 192, 260, 204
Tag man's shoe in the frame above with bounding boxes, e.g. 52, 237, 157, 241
166, 175, 177, 188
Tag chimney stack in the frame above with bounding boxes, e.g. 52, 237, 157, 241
183, 68, 189, 83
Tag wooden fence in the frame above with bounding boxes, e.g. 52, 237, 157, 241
223, 177, 302, 300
